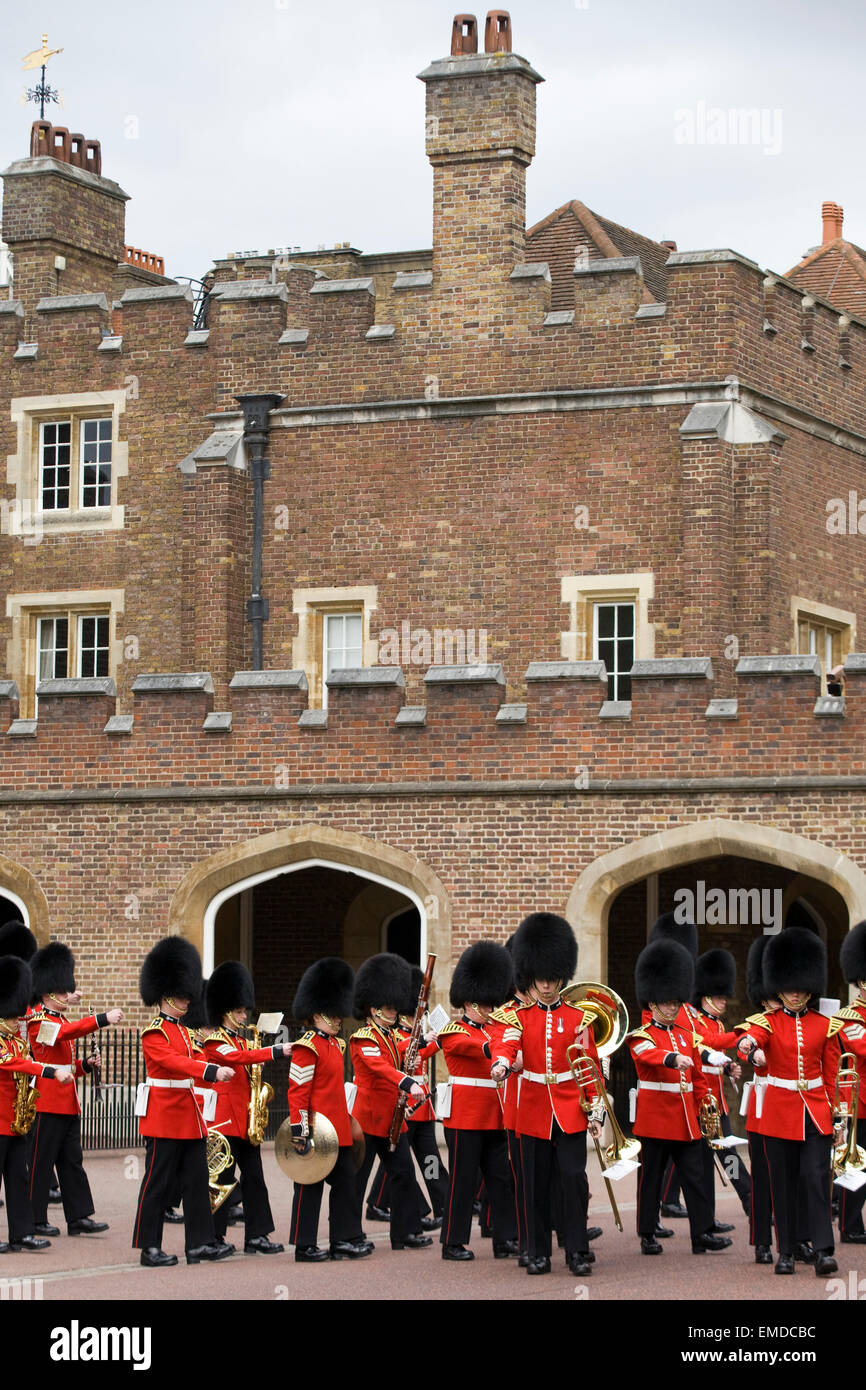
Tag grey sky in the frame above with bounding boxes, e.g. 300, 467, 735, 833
3, 0, 865, 283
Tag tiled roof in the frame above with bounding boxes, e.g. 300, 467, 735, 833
785, 239, 866, 318
526, 199, 669, 309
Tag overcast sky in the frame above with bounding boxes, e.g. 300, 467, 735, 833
3, 0, 865, 283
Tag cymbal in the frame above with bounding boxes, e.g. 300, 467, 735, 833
275, 1112, 339, 1184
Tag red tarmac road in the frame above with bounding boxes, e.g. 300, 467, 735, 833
1, 1147, 859, 1302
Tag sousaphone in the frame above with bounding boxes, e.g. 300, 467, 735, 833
275, 1112, 340, 1184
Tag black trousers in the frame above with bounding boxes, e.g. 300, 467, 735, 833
836, 1117, 866, 1237
132, 1136, 215, 1251
764, 1118, 834, 1257
441, 1128, 516, 1247
355, 1132, 419, 1246
213, 1137, 274, 1241
506, 1129, 527, 1255
661, 1157, 681, 1208
699, 1109, 751, 1219
748, 1131, 773, 1246
0, 1134, 36, 1242
290, 1146, 363, 1247
28, 1112, 95, 1225
637, 1135, 713, 1241
368, 1120, 449, 1218
520, 1125, 588, 1261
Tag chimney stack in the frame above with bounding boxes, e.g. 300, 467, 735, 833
822, 201, 844, 244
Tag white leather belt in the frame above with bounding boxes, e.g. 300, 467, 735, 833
522, 1069, 573, 1085
766, 1075, 823, 1092
451, 1077, 498, 1088
145, 1077, 193, 1089
703, 1066, 724, 1075
638, 1080, 693, 1093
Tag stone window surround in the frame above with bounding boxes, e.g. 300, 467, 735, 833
560, 572, 655, 664
792, 595, 856, 672
291, 585, 378, 709
7, 390, 128, 535
6, 587, 125, 719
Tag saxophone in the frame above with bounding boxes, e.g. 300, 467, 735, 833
246, 1026, 274, 1146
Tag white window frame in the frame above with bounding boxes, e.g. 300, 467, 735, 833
561, 572, 655, 671
7, 391, 127, 536
792, 596, 855, 685
592, 600, 636, 702
292, 586, 378, 709
6, 588, 124, 719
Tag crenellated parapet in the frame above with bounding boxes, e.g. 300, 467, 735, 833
0, 656, 861, 791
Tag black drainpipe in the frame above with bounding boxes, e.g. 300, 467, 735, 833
237, 392, 285, 670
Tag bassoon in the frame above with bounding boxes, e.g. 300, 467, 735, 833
387, 952, 436, 1152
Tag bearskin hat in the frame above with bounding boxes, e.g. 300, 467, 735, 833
504, 933, 528, 994
205, 960, 255, 1025
745, 936, 772, 1009
635, 939, 695, 1009
293, 958, 355, 1021
764, 927, 827, 1001
450, 941, 514, 1009
840, 921, 866, 986
0, 921, 37, 962
139, 936, 203, 1009
353, 953, 411, 1018
694, 948, 736, 1004
182, 981, 209, 1031
30, 942, 76, 1001
0, 956, 32, 1018
397, 965, 424, 1019
649, 911, 698, 959
511, 913, 577, 988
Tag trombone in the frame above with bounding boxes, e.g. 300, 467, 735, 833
832, 1052, 866, 1179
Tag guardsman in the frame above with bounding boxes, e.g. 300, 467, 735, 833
288, 957, 372, 1262
491, 913, 601, 1277
132, 936, 236, 1268
439, 941, 518, 1262
202, 961, 290, 1254
0, 955, 74, 1253
500, 932, 529, 1265
646, 912, 699, 1220
739, 936, 780, 1264
735, 927, 841, 1277
27, 942, 121, 1238
833, 920, 866, 1245
689, 948, 749, 1230
629, 938, 732, 1257
350, 953, 432, 1253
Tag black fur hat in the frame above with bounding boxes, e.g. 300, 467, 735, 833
746, 936, 772, 1009
0, 921, 37, 962
397, 965, 424, 1019
205, 961, 256, 1025
353, 953, 411, 1018
511, 913, 577, 987
183, 981, 209, 1031
840, 921, 866, 985
450, 941, 514, 1009
139, 936, 203, 1009
764, 927, 827, 1000
31, 942, 76, 1001
649, 911, 698, 959
293, 958, 355, 1021
635, 939, 695, 1009
694, 949, 736, 1003
0, 956, 32, 1017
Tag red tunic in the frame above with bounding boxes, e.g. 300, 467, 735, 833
689, 1007, 739, 1115
289, 1029, 352, 1147
0, 1028, 60, 1137
138, 1016, 221, 1140
735, 1007, 841, 1140
349, 1022, 412, 1139
833, 999, 866, 1091
494, 999, 600, 1140
629, 1020, 710, 1141
27, 1008, 106, 1116
395, 1019, 439, 1124
490, 998, 522, 1131
201, 1027, 284, 1138
439, 1018, 505, 1130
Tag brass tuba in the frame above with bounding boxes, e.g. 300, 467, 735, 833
561, 981, 630, 1058
246, 1026, 274, 1146
832, 1052, 866, 1178
206, 1127, 238, 1213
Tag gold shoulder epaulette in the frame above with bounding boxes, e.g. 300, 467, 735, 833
628, 1027, 654, 1043
28, 1008, 46, 1024
200, 1030, 223, 1045
141, 1016, 168, 1038
337, 1037, 347, 1056
835, 1006, 864, 1023
490, 1005, 520, 1025
439, 1020, 469, 1037
352, 1026, 376, 1042
742, 1012, 771, 1030
827, 1016, 846, 1038
294, 1030, 317, 1049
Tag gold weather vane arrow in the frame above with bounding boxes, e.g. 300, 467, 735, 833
22, 35, 63, 71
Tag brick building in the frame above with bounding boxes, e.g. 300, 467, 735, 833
1, 12, 865, 1086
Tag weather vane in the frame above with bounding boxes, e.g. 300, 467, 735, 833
22, 34, 64, 119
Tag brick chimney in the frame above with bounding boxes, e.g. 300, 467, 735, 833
822, 201, 844, 244
1, 120, 128, 325
419, 12, 543, 290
